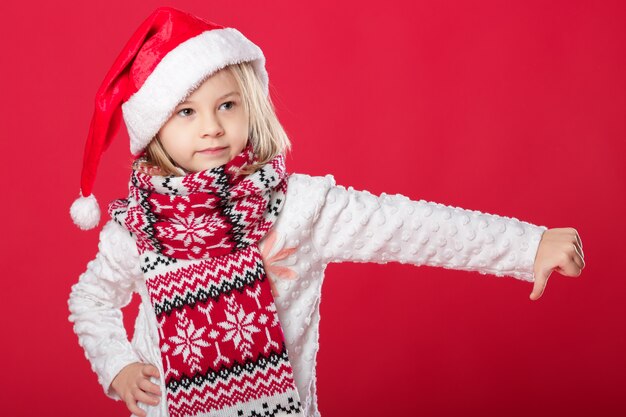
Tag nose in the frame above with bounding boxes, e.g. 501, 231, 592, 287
199, 111, 224, 138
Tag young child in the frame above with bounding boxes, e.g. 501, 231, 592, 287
67, 7, 585, 417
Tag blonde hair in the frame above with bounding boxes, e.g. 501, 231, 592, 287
134, 62, 291, 176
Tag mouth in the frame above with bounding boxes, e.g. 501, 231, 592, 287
197, 146, 228, 155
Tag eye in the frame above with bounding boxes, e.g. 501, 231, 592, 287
176, 108, 194, 117
219, 101, 235, 111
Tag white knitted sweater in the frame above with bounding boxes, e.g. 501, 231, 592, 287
68, 173, 547, 417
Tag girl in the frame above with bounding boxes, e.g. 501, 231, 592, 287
67, 7, 584, 417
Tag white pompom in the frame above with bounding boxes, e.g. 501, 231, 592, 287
70, 194, 101, 230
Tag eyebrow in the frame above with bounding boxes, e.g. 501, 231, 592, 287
178, 91, 240, 106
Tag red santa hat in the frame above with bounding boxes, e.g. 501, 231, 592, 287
70, 6, 268, 230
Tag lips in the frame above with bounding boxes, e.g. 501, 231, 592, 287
197, 146, 227, 154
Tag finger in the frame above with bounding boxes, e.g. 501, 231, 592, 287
134, 388, 161, 407
139, 377, 162, 396
571, 244, 585, 271
572, 235, 584, 259
561, 252, 583, 277
574, 241, 584, 261
142, 364, 161, 379
573, 229, 582, 251
530, 268, 550, 300
125, 397, 147, 417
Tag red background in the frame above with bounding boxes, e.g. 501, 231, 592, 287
1, 0, 624, 416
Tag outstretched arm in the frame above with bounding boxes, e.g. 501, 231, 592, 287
67, 220, 143, 400
310, 184, 549, 284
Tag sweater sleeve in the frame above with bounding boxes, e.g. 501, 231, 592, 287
67, 219, 143, 401
309, 183, 548, 282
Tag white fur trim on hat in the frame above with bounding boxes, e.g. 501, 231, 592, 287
121, 27, 268, 155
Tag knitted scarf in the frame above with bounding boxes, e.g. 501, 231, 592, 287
108, 145, 302, 417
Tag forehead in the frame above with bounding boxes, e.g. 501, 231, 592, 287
189, 68, 239, 98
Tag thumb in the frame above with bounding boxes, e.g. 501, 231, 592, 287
530, 266, 552, 301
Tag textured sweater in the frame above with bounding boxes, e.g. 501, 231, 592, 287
68, 173, 548, 417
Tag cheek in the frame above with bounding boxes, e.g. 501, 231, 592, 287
233, 119, 249, 143
160, 136, 178, 155
239, 132, 250, 149
241, 125, 250, 140
161, 124, 193, 154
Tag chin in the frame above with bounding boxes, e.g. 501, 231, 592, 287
192, 158, 226, 170
198, 162, 226, 172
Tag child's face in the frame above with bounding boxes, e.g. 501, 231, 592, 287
157, 68, 249, 173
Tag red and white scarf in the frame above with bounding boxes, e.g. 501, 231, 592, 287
109, 145, 302, 417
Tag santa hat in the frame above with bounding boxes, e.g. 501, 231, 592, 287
70, 6, 269, 230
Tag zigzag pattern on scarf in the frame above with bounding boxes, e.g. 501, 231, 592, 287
172, 392, 301, 417
140, 254, 178, 273
165, 342, 292, 392
144, 246, 267, 316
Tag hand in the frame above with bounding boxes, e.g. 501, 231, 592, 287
530, 227, 585, 300
111, 362, 162, 417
